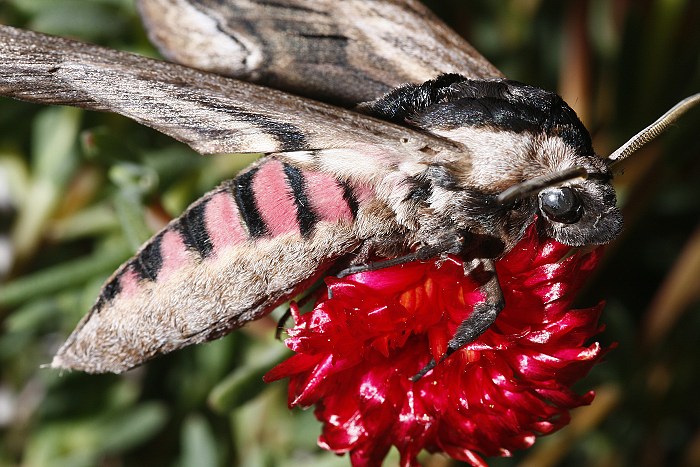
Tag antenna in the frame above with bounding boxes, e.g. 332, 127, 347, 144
607, 93, 700, 166
496, 167, 588, 206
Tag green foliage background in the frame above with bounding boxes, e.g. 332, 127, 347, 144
0, 1, 699, 466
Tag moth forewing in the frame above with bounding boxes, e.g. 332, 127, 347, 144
0, 25, 459, 158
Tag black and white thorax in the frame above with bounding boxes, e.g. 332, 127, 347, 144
355, 75, 622, 260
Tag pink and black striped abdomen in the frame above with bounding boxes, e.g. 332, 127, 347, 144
234, 157, 358, 238
53, 157, 364, 373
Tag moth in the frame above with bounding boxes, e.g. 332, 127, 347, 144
0, 0, 697, 376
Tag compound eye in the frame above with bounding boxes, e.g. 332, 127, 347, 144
539, 187, 582, 224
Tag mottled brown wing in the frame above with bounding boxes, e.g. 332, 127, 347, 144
0, 25, 458, 157
137, 0, 503, 106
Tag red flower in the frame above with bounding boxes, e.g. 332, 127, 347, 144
265, 224, 608, 466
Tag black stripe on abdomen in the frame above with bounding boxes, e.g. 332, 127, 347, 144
234, 167, 267, 238
340, 180, 359, 219
283, 163, 317, 237
178, 201, 214, 258
94, 277, 121, 312
131, 232, 164, 281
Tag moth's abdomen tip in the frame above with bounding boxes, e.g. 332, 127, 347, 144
48, 355, 67, 371
50, 329, 136, 374
50, 349, 125, 374
48, 354, 86, 373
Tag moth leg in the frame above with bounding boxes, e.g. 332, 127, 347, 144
335, 235, 464, 278
412, 258, 504, 381
275, 309, 293, 340
275, 286, 323, 339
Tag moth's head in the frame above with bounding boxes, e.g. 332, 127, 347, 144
531, 174, 622, 246
487, 86, 700, 248
369, 76, 698, 248
377, 75, 623, 247
491, 156, 623, 247
448, 79, 625, 247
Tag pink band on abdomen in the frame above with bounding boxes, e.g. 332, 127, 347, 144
304, 171, 353, 223
251, 160, 300, 236
205, 191, 249, 251
158, 229, 192, 281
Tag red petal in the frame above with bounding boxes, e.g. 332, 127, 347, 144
265, 222, 611, 465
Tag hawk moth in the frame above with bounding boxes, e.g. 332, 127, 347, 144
0, 0, 697, 376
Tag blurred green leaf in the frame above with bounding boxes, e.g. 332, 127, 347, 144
12, 0, 134, 40
209, 344, 289, 414
23, 402, 167, 467
99, 402, 169, 453
31, 106, 81, 183
0, 238, 131, 308
179, 414, 219, 467
5, 297, 59, 333
12, 107, 81, 259
47, 203, 120, 242
110, 162, 158, 249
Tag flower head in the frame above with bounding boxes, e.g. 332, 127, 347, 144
265, 224, 607, 466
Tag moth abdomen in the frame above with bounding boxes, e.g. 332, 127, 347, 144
282, 163, 317, 237
97, 157, 361, 309
240, 159, 313, 237
56, 157, 365, 372
93, 227, 205, 313
236, 158, 358, 237
178, 202, 215, 258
